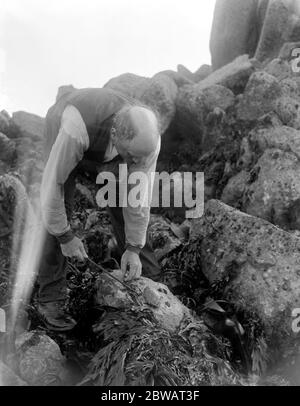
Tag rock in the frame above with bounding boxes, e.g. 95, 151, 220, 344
236, 71, 283, 121
210, 0, 299, 70
191, 199, 300, 350
0, 360, 28, 386
275, 96, 300, 129
193, 64, 212, 83
105, 72, 177, 133
95, 275, 192, 332
221, 170, 250, 207
15, 331, 68, 386
12, 111, 45, 141
0, 133, 15, 163
255, 0, 300, 63
148, 215, 183, 260
139, 73, 178, 134
243, 148, 300, 228
0, 110, 11, 135
196, 55, 255, 94
158, 70, 194, 87
176, 84, 235, 148
177, 64, 195, 82
209, 0, 259, 70
264, 58, 294, 81
95, 272, 133, 309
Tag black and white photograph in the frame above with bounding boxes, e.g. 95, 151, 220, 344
1, 0, 300, 392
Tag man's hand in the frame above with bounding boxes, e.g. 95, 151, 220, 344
121, 249, 142, 281
60, 236, 88, 261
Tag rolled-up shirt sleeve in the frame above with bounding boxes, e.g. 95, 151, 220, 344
122, 137, 161, 252
41, 105, 89, 241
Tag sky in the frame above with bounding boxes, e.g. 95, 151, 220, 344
0, 0, 215, 117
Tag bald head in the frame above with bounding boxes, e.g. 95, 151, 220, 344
112, 105, 160, 160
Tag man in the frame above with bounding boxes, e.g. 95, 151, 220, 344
38, 87, 162, 331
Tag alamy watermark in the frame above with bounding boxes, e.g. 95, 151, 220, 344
95, 164, 204, 219
291, 48, 300, 73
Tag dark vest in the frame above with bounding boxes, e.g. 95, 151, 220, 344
44, 88, 136, 172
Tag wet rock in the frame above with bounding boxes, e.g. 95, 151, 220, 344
95, 272, 133, 309
0, 360, 28, 386
196, 55, 255, 94
191, 199, 300, 351
236, 71, 283, 121
95, 274, 192, 332
15, 331, 68, 386
12, 111, 45, 141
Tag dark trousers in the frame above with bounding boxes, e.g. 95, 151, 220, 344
38, 175, 161, 303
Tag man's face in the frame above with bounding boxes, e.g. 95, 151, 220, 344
114, 137, 148, 168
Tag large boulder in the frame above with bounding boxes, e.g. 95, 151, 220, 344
196, 55, 255, 94
255, 0, 300, 63
176, 84, 235, 150
95, 274, 192, 332
209, 0, 260, 71
12, 111, 45, 141
15, 331, 68, 386
236, 71, 283, 121
221, 126, 300, 229
210, 0, 300, 70
242, 148, 300, 228
191, 199, 300, 351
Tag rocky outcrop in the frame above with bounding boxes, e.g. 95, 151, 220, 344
191, 199, 300, 352
196, 55, 255, 94
210, 0, 300, 70
210, 0, 259, 71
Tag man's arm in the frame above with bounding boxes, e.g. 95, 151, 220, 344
121, 138, 161, 278
41, 105, 89, 244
